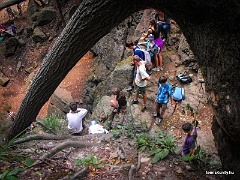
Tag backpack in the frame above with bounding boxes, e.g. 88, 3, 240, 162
176, 73, 192, 84
136, 48, 151, 65
173, 87, 185, 101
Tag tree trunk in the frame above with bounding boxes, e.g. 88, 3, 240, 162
6, 0, 144, 141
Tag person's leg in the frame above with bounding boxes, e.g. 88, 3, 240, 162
155, 102, 161, 117
160, 103, 167, 118
155, 53, 159, 68
159, 51, 163, 70
132, 85, 139, 103
162, 24, 170, 40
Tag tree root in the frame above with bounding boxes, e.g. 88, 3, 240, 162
31, 141, 94, 167
136, 153, 141, 172
12, 134, 72, 145
128, 164, 136, 180
70, 166, 89, 180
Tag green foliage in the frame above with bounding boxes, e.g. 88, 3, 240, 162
111, 125, 125, 139
137, 131, 177, 164
0, 128, 28, 163
182, 145, 222, 170
74, 153, 104, 169
41, 114, 63, 133
0, 157, 34, 179
1, 168, 25, 180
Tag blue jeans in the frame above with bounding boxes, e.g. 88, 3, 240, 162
158, 22, 170, 39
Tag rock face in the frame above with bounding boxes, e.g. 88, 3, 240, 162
48, 87, 74, 118
4, 37, 19, 57
32, 27, 48, 43
31, 8, 56, 26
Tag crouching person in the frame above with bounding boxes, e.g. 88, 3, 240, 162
66, 102, 88, 135
107, 87, 127, 129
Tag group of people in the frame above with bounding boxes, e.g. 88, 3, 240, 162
64, 9, 197, 157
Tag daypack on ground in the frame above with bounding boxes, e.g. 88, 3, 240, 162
173, 86, 185, 101
176, 73, 192, 84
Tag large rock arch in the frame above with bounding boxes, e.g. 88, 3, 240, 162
7, 0, 240, 175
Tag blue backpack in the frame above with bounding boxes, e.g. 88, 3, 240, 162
173, 87, 185, 101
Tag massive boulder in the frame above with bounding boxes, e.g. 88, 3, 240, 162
48, 87, 74, 118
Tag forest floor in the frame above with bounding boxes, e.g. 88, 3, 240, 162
0, 3, 227, 180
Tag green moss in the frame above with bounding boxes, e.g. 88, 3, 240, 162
116, 56, 132, 67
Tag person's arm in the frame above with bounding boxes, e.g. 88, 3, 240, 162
143, 29, 152, 41
77, 108, 88, 118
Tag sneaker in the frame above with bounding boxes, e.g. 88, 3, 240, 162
125, 86, 133, 91
132, 100, 139, 104
156, 68, 160, 72
152, 112, 159, 118
146, 70, 152, 75
156, 117, 163, 125
141, 105, 146, 112
160, 67, 163, 71
152, 67, 158, 71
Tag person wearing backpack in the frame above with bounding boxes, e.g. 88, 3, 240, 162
146, 34, 159, 72
142, 19, 164, 71
126, 41, 151, 89
153, 76, 174, 125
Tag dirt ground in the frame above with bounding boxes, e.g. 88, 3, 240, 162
0, 3, 225, 180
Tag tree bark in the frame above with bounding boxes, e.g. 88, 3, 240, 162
6, 0, 144, 141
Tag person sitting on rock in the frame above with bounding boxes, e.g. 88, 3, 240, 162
154, 10, 170, 41
66, 102, 88, 134
182, 122, 198, 156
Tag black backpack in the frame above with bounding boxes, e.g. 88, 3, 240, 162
176, 73, 192, 84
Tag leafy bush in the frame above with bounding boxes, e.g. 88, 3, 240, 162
74, 153, 104, 169
41, 114, 63, 133
137, 130, 177, 164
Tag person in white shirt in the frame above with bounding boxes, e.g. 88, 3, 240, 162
131, 55, 151, 112
66, 102, 88, 134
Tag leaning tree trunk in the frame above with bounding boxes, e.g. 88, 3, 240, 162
6, 0, 146, 141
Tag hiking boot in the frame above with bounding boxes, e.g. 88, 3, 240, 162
141, 105, 147, 112
132, 100, 139, 104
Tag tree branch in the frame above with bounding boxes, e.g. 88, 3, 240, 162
32, 141, 94, 166
12, 134, 72, 145
0, 0, 24, 11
